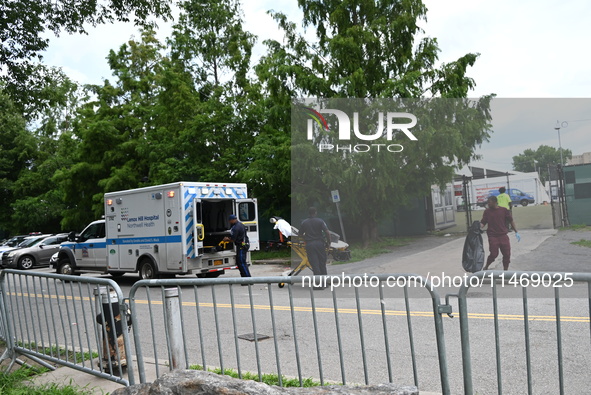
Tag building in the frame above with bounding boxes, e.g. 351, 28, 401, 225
564, 163, 591, 226
568, 152, 591, 165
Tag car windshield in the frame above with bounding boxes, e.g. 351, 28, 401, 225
17, 237, 46, 248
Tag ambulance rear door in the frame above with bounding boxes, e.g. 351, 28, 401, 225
235, 199, 259, 250
192, 198, 205, 260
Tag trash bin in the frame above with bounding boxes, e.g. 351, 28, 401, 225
95, 289, 130, 371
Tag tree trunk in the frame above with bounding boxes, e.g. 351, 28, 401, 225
361, 218, 378, 248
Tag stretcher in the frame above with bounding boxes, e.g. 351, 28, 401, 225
278, 238, 310, 288
277, 236, 351, 288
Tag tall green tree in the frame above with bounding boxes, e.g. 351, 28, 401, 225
165, 0, 259, 183
257, 0, 491, 244
0, 0, 172, 116
0, 90, 31, 235
54, 28, 167, 228
512, 145, 572, 183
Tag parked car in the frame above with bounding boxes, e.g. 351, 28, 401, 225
0, 234, 52, 259
0, 235, 28, 254
2, 234, 68, 270
488, 188, 535, 207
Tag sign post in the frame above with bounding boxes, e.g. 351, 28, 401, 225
331, 190, 347, 243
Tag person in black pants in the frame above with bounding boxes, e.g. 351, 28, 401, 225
300, 207, 331, 275
224, 214, 251, 277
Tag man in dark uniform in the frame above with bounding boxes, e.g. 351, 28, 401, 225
224, 214, 251, 278
481, 196, 521, 271
300, 207, 331, 275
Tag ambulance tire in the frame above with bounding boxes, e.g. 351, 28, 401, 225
138, 260, 158, 280
57, 259, 78, 276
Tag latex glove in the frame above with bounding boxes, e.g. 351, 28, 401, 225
515, 232, 521, 242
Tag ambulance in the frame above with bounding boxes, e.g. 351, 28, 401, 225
53, 182, 259, 279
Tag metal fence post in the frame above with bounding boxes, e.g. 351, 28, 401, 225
164, 288, 186, 370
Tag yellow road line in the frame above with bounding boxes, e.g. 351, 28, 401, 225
8, 292, 590, 323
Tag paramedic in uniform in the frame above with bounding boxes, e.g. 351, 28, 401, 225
224, 214, 251, 278
481, 196, 520, 271
300, 207, 331, 275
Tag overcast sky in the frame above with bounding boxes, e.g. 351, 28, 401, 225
41, 0, 591, 171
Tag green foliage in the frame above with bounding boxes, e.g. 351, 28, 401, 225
0, 0, 172, 116
0, 90, 33, 234
512, 145, 572, 183
257, 1, 491, 245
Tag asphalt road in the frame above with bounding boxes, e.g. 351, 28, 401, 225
14, 227, 591, 394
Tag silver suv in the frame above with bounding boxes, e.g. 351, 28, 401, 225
2, 234, 68, 270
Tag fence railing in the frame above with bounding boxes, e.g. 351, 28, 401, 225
1, 269, 590, 394
450, 270, 591, 395
0, 269, 135, 386
128, 274, 453, 394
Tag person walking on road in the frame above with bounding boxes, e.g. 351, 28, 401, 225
300, 207, 331, 275
224, 214, 251, 278
481, 196, 520, 271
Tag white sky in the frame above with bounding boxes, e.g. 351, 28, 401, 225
41, 0, 591, 171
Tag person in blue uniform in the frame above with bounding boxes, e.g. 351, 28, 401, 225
224, 214, 251, 277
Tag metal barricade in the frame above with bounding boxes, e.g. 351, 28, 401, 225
0, 269, 135, 386
450, 270, 591, 395
128, 274, 453, 394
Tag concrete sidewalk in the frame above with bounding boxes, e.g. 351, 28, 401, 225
331, 228, 557, 278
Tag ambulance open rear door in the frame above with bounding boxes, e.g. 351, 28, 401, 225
235, 199, 259, 250
192, 198, 205, 258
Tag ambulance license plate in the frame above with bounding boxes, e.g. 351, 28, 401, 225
214, 259, 223, 266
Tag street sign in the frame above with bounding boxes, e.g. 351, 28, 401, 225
331, 190, 340, 203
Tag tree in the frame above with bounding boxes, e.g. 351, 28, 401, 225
54, 28, 168, 228
0, 0, 172, 116
257, 0, 491, 245
512, 145, 572, 183
0, 89, 31, 234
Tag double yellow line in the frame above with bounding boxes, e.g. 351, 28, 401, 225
9, 291, 590, 323
133, 299, 590, 323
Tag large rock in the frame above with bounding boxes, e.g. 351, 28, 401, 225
112, 370, 419, 395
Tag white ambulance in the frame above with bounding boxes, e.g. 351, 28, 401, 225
54, 182, 259, 279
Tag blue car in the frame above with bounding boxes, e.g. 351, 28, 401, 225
489, 188, 535, 207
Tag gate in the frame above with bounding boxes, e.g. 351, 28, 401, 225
450, 270, 591, 395
0, 269, 134, 386
128, 274, 453, 394
1, 270, 590, 394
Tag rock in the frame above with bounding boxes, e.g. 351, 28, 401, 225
112, 370, 419, 395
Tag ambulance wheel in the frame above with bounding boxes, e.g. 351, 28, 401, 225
139, 260, 157, 280
57, 260, 77, 276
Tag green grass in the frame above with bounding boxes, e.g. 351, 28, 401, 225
189, 365, 325, 387
251, 248, 291, 262
560, 224, 591, 232
18, 342, 99, 364
571, 239, 591, 248
335, 237, 411, 264
0, 368, 92, 395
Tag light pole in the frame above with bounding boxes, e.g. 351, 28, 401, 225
554, 120, 567, 165
554, 120, 569, 227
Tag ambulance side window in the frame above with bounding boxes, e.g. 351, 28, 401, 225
81, 223, 105, 240
238, 202, 255, 221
